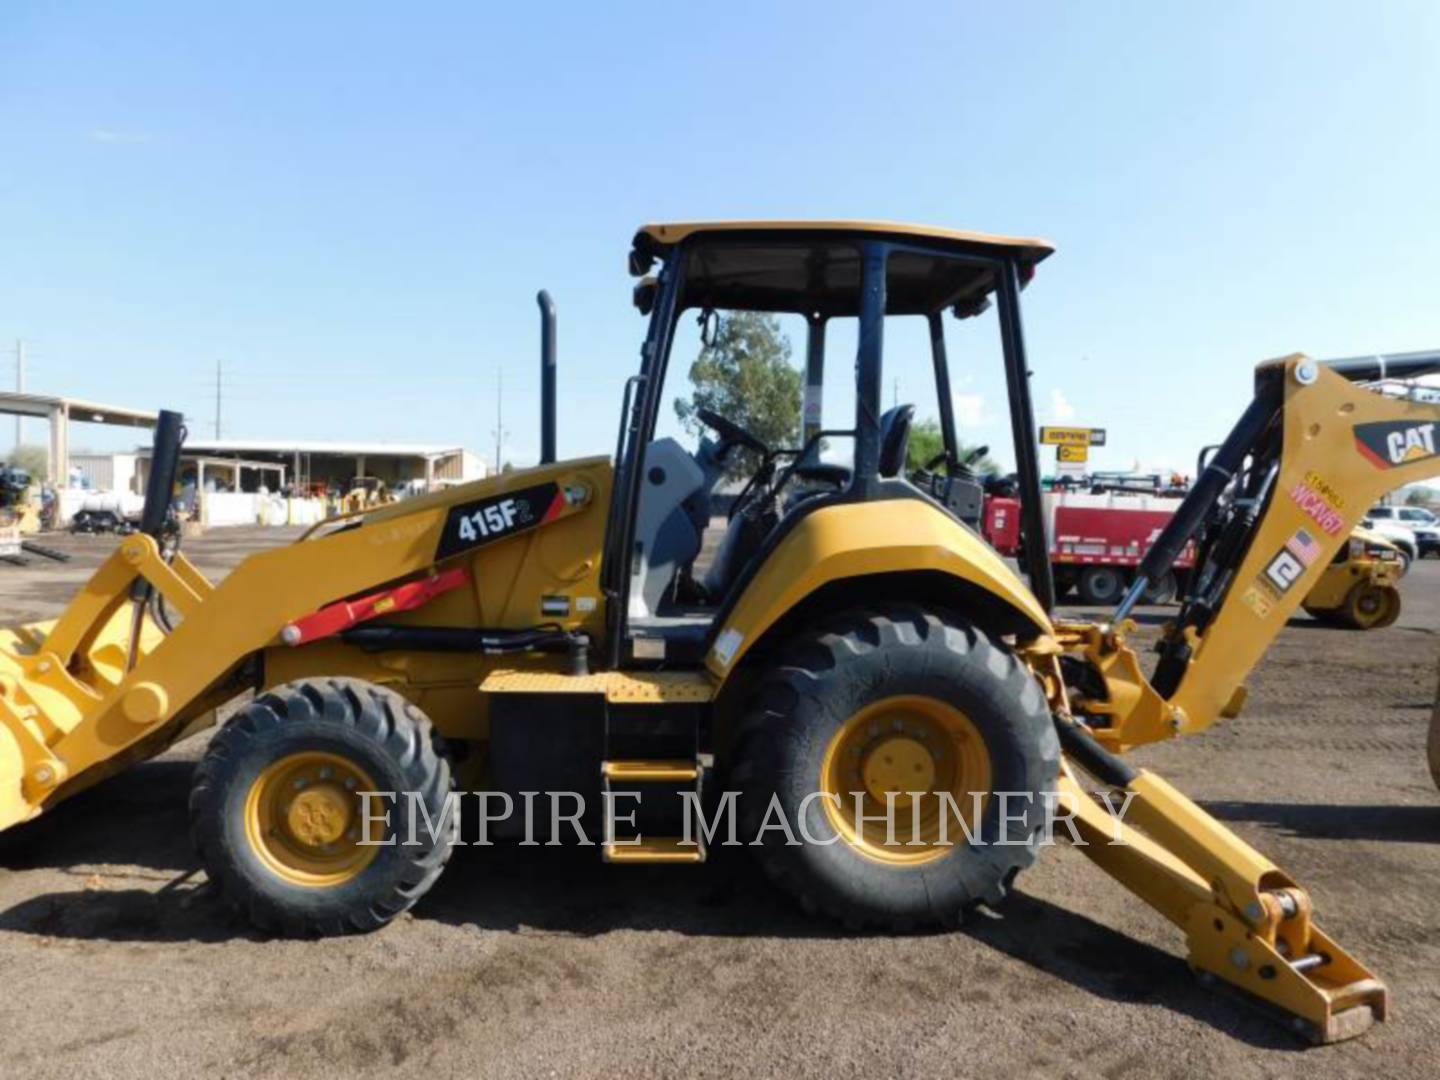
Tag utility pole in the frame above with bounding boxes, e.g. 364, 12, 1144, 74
214, 360, 223, 439
13, 340, 24, 450
491, 369, 508, 474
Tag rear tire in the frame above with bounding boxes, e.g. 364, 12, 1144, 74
731, 607, 1060, 929
1078, 566, 1126, 605
191, 677, 453, 936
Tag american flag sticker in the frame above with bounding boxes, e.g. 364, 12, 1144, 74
1285, 527, 1323, 568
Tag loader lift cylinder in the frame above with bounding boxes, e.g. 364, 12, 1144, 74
538, 290, 557, 464
139, 409, 186, 541
127, 408, 185, 668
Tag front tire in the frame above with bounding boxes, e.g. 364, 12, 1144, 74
732, 607, 1060, 929
191, 678, 453, 936
1342, 583, 1401, 630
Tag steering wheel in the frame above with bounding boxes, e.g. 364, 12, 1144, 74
697, 408, 769, 457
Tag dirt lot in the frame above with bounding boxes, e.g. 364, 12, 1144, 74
0, 527, 1436, 1079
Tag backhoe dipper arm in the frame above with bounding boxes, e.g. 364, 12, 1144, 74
1081, 351, 1440, 748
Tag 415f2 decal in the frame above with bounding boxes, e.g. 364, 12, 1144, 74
435, 482, 566, 560
1354, 420, 1437, 470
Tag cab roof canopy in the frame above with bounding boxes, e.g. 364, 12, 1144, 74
632, 220, 1054, 318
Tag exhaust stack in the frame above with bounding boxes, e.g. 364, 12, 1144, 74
538, 290, 556, 464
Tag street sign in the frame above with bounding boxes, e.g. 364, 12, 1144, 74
1039, 426, 1106, 447
1057, 444, 1089, 464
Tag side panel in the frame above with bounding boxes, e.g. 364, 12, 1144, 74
266, 459, 615, 740
705, 499, 1051, 679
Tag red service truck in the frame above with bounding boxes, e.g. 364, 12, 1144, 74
984, 489, 1193, 604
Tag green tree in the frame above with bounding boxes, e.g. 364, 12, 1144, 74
1404, 486, 1436, 507
674, 312, 801, 478
905, 418, 997, 475
7, 444, 47, 479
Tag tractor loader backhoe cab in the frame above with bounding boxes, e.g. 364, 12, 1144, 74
1, 222, 1434, 1044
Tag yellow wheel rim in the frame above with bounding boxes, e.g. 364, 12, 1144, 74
1347, 584, 1391, 629
243, 751, 381, 887
819, 695, 992, 866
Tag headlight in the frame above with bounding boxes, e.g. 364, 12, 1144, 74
1349, 536, 1365, 559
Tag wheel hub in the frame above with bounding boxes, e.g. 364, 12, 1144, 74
244, 751, 379, 886
285, 783, 353, 848
861, 736, 936, 805
820, 695, 992, 865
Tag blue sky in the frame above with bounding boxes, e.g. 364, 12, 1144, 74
2, 2, 1437, 475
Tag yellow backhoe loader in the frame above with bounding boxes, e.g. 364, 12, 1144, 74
1, 222, 1437, 1044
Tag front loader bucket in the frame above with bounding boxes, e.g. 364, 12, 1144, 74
0, 598, 174, 831
0, 407, 201, 833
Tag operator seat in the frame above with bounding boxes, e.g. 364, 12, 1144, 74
878, 404, 915, 478
702, 405, 919, 605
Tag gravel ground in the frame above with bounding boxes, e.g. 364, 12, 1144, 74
0, 527, 1436, 1079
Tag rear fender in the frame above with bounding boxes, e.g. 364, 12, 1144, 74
705, 498, 1051, 682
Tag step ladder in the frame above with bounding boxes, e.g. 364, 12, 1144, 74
479, 668, 714, 859
600, 758, 706, 863
600, 697, 708, 864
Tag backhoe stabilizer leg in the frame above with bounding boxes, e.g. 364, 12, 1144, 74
1055, 763, 1387, 1043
